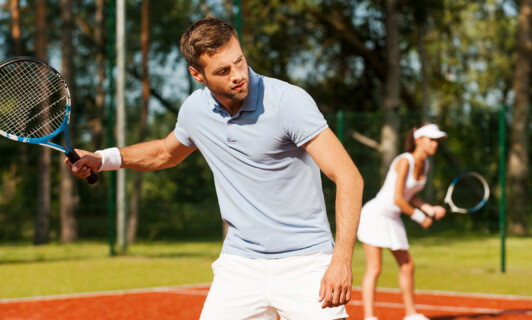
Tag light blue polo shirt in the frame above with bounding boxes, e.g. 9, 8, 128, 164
174, 67, 334, 258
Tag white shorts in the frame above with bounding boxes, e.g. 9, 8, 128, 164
199, 252, 349, 320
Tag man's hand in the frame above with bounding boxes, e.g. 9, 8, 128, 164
64, 149, 102, 179
318, 258, 353, 308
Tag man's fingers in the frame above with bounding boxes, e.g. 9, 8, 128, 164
64, 149, 101, 180
331, 286, 341, 306
320, 281, 333, 308
338, 287, 350, 306
321, 291, 332, 308
71, 153, 90, 172
68, 150, 101, 173
319, 261, 353, 308
327, 287, 350, 308
318, 282, 325, 302
71, 158, 86, 172
345, 287, 351, 303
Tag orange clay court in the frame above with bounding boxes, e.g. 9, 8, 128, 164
1, 285, 531, 320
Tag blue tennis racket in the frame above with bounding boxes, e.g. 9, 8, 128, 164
0, 56, 98, 184
443, 172, 489, 214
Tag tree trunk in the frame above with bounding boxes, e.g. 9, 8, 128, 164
508, 0, 531, 235
11, 0, 30, 185
93, 0, 105, 150
417, 22, 434, 202
418, 24, 430, 122
34, 0, 51, 245
127, 0, 150, 244
59, 0, 79, 243
380, 0, 401, 181
10, 0, 22, 55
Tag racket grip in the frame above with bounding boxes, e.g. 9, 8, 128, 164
422, 210, 435, 222
66, 151, 99, 185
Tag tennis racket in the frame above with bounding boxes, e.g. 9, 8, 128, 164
0, 56, 98, 184
443, 172, 489, 214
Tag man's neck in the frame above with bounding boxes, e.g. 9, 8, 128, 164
216, 95, 243, 116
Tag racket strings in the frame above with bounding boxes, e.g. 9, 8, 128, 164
449, 175, 486, 210
1, 63, 65, 135
0, 61, 68, 139
0, 63, 54, 135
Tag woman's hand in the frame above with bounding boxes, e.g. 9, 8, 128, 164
420, 216, 433, 229
421, 204, 446, 221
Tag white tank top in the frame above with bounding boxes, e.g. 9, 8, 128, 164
375, 152, 429, 213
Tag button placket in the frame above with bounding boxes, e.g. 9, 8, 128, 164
226, 118, 235, 143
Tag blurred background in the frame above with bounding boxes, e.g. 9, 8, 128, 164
0, 0, 529, 276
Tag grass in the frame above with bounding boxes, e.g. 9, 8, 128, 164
0, 241, 221, 299
0, 236, 530, 299
355, 235, 532, 296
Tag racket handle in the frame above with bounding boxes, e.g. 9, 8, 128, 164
422, 211, 435, 223
66, 151, 99, 185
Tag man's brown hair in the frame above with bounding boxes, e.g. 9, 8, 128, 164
180, 17, 238, 73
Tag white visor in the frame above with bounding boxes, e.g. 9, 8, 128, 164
413, 124, 447, 140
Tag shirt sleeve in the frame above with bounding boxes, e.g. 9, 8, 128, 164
279, 86, 328, 147
174, 100, 197, 148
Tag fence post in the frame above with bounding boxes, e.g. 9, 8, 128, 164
336, 110, 344, 143
499, 104, 506, 273
107, 0, 116, 257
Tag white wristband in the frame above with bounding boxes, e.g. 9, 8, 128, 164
95, 147, 122, 172
411, 209, 427, 224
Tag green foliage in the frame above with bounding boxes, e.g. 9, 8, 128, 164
0, 1, 528, 242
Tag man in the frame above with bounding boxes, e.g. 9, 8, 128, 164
67, 17, 363, 320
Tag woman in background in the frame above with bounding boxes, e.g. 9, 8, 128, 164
357, 123, 447, 320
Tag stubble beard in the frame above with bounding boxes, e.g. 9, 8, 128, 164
227, 79, 249, 102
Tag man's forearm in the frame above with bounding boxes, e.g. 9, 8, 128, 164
332, 169, 364, 262
119, 131, 196, 171
120, 140, 171, 171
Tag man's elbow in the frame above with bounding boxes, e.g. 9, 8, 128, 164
338, 168, 364, 190
350, 164, 364, 187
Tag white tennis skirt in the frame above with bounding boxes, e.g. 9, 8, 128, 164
357, 198, 409, 250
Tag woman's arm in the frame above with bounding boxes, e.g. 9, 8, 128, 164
411, 195, 446, 220
393, 158, 432, 228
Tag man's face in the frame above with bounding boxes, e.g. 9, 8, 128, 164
189, 36, 249, 110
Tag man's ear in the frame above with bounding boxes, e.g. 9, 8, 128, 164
189, 66, 205, 83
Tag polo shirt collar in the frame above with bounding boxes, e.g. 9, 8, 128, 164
210, 67, 259, 118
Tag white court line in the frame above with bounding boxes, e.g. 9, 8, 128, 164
0, 283, 211, 304
2, 284, 531, 316
351, 286, 532, 301
166, 288, 209, 296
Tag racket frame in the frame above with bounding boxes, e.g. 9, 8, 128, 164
0, 105, 73, 153
443, 172, 490, 214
